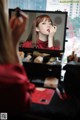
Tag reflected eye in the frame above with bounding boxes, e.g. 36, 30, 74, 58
42, 22, 46, 25
49, 22, 52, 25
41, 21, 52, 25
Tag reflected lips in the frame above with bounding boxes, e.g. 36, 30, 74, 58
47, 29, 50, 32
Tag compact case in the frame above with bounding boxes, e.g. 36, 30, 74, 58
9, 9, 68, 89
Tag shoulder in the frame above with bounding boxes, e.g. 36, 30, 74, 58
0, 64, 28, 84
22, 40, 32, 48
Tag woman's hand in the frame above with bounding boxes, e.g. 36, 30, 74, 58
9, 11, 28, 47
9, 11, 28, 64
48, 25, 57, 48
49, 25, 57, 38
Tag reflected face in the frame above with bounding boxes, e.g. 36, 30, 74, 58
36, 18, 52, 35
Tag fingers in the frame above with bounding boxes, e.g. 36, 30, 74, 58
50, 25, 57, 33
53, 25, 57, 31
9, 10, 29, 43
9, 16, 16, 28
10, 11, 28, 30
10, 17, 25, 29
20, 11, 28, 22
10, 16, 22, 30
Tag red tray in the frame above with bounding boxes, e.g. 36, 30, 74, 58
32, 87, 55, 105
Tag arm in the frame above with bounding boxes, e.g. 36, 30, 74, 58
48, 25, 57, 48
9, 10, 28, 64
